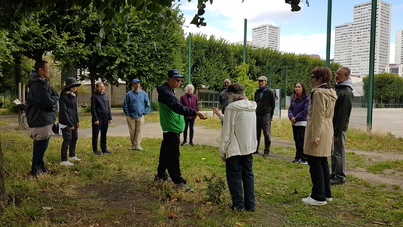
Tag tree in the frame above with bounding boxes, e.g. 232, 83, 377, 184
363, 73, 403, 104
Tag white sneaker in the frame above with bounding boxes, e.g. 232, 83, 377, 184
326, 197, 333, 202
135, 146, 144, 151
302, 196, 327, 206
60, 161, 74, 166
69, 156, 81, 161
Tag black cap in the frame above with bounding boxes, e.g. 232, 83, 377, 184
168, 69, 185, 78
227, 83, 244, 94
63, 77, 81, 90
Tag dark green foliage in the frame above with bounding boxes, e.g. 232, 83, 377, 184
363, 73, 403, 104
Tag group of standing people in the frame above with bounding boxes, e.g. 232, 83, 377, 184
25, 60, 353, 210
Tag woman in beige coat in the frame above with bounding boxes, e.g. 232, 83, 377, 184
302, 66, 337, 206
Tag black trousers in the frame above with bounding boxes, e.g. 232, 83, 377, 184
157, 132, 186, 184
31, 138, 49, 176
183, 118, 195, 143
307, 155, 332, 201
292, 125, 307, 161
92, 118, 109, 152
61, 126, 78, 161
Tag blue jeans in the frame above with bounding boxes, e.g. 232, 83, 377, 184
31, 138, 50, 176
307, 155, 332, 201
157, 132, 186, 184
226, 154, 255, 210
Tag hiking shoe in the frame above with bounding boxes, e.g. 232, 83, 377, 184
227, 204, 245, 212
102, 150, 112, 154
94, 151, 102, 155
154, 175, 172, 182
330, 178, 345, 185
135, 146, 144, 151
175, 183, 191, 191
302, 196, 327, 206
60, 161, 74, 166
189, 142, 194, 146
69, 156, 81, 161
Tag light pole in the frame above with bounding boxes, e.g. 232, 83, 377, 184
188, 32, 192, 84
326, 0, 332, 68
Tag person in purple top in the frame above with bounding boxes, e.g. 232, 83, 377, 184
180, 84, 199, 146
288, 82, 311, 164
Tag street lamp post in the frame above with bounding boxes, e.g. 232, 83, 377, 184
188, 32, 192, 84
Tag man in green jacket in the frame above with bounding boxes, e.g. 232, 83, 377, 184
331, 67, 353, 185
155, 69, 207, 190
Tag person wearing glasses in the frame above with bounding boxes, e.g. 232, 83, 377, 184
331, 67, 353, 185
302, 66, 337, 206
154, 69, 207, 191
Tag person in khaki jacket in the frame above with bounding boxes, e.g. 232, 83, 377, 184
302, 66, 337, 206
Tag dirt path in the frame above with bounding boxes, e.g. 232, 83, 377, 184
1, 111, 403, 188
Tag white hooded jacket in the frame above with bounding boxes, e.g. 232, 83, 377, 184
219, 99, 257, 159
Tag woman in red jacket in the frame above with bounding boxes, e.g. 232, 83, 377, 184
180, 84, 199, 146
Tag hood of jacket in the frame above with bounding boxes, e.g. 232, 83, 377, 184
312, 83, 337, 102
336, 78, 353, 90
226, 99, 257, 112
28, 71, 46, 87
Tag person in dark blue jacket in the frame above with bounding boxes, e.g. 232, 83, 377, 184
288, 82, 310, 164
91, 82, 112, 155
26, 60, 59, 177
59, 77, 81, 166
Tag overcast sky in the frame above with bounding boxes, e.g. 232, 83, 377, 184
177, 0, 403, 62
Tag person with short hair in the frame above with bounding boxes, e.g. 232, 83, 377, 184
26, 60, 59, 177
218, 79, 231, 114
254, 76, 275, 156
302, 66, 337, 206
91, 82, 112, 155
154, 69, 207, 190
123, 78, 151, 151
59, 77, 81, 166
180, 84, 199, 146
331, 67, 354, 185
213, 83, 257, 212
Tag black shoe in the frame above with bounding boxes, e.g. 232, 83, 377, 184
228, 204, 245, 212
330, 178, 345, 185
292, 159, 300, 163
102, 150, 111, 154
181, 141, 187, 146
189, 142, 194, 146
94, 151, 102, 155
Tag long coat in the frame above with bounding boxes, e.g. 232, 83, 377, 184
304, 83, 337, 157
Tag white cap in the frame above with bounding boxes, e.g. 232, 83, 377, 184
258, 76, 267, 81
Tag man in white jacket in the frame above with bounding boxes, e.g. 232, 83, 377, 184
212, 83, 257, 212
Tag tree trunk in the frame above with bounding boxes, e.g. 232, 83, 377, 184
0, 136, 9, 203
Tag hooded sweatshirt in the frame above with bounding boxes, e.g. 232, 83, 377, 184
26, 71, 59, 128
333, 79, 354, 136
219, 99, 257, 159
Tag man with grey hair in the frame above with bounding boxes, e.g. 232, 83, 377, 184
330, 67, 353, 185
213, 83, 257, 212
218, 79, 231, 114
254, 76, 275, 157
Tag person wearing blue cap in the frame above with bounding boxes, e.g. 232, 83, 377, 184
154, 69, 207, 191
123, 78, 151, 151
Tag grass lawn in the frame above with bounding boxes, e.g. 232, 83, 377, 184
0, 123, 402, 226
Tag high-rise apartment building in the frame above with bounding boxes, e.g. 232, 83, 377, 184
395, 30, 403, 65
334, 0, 391, 77
252, 24, 280, 51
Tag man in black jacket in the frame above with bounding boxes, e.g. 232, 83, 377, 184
254, 76, 275, 157
26, 60, 59, 177
331, 67, 353, 185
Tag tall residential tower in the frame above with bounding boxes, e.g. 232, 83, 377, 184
252, 24, 280, 51
334, 0, 391, 76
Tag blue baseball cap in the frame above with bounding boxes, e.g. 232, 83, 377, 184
168, 69, 184, 78
132, 79, 141, 84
